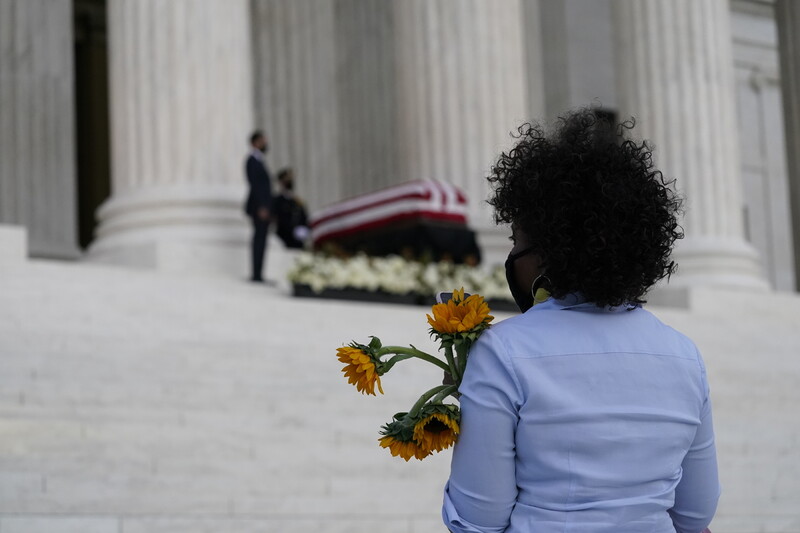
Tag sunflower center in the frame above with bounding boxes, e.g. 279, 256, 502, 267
425, 418, 450, 434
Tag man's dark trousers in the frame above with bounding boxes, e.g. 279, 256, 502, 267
251, 217, 269, 281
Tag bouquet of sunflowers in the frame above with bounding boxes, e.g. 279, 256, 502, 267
336, 289, 494, 461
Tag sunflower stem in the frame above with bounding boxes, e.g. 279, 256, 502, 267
455, 341, 470, 381
432, 384, 459, 404
443, 344, 461, 385
409, 385, 452, 418
377, 346, 449, 372
381, 354, 413, 372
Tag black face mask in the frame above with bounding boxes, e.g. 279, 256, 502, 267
505, 245, 537, 313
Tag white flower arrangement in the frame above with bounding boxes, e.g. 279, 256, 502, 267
287, 252, 512, 302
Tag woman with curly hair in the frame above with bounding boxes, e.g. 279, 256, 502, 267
443, 109, 720, 533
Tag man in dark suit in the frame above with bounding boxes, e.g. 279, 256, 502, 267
244, 130, 273, 283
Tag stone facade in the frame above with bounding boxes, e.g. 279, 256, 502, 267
1, 0, 798, 290
0, 0, 79, 259
776, 0, 800, 290
734, 2, 796, 290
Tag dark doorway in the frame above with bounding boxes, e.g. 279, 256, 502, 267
73, 0, 110, 249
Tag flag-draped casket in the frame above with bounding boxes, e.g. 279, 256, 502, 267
309, 180, 481, 264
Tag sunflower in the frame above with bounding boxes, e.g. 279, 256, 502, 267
378, 435, 431, 461
427, 288, 494, 335
413, 404, 460, 453
379, 413, 431, 461
337, 345, 384, 395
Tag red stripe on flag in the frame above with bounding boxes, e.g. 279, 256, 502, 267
313, 211, 467, 245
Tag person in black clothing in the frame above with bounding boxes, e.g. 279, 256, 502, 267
244, 130, 273, 282
273, 167, 309, 249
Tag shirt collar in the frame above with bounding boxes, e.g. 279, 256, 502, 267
530, 292, 638, 313
250, 148, 265, 162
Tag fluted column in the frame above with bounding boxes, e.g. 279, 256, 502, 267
333, 0, 399, 198
89, 0, 254, 275
251, 0, 342, 213
521, 0, 546, 122
613, 0, 766, 288
776, 0, 800, 291
0, 0, 79, 259
392, 0, 529, 264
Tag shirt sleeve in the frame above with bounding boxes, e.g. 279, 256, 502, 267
669, 352, 721, 533
443, 329, 522, 533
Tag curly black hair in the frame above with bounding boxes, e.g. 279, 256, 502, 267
488, 108, 684, 307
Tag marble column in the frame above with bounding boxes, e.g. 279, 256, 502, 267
775, 0, 800, 291
520, 0, 546, 123
392, 0, 530, 266
613, 0, 766, 289
0, 0, 79, 259
89, 0, 254, 275
537, 0, 617, 119
250, 0, 342, 214
333, 0, 399, 198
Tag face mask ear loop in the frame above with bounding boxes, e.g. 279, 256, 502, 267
530, 274, 552, 306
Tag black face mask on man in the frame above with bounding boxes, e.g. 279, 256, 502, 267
504, 245, 537, 313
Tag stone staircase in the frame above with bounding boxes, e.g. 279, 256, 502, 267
1, 257, 799, 532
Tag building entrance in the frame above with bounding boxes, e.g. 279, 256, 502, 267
74, 0, 110, 249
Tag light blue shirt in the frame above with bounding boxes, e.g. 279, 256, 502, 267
443, 295, 720, 533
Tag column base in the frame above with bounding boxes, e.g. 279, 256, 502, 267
668, 236, 769, 290
88, 239, 250, 277
86, 185, 251, 278
0, 224, 28, 264
478, 227, 770, 299
29, 240, 82, 261
475, 224, 511, 267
